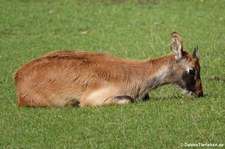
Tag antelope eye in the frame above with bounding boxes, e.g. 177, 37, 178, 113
189, 69, 195, 76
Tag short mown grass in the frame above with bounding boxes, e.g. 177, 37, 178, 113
0, 0, 224, 148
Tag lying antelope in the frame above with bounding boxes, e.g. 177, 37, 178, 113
14, 32, 203, 107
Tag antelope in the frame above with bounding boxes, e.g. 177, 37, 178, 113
14, 32, 203, 107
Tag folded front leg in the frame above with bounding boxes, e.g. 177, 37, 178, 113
79, 95, 134, 107
105, 95, 134, 105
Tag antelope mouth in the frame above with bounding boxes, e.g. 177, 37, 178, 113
181, 89, 203, 98
181, 90, 196, 97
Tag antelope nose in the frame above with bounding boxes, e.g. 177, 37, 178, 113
198, 91, 203, 97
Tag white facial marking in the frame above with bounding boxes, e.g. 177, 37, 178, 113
180, 59, 193, 73
186, 67, 193, 73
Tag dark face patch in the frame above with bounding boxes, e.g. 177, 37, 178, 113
182, 70, 196, 92
176, 57, 203, 97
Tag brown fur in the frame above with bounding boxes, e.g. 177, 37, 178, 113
14, 32, 203, 107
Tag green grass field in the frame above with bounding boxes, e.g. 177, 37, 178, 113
0, 0, 225, 148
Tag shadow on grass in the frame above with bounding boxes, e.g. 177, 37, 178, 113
147, 94, 207, 101
101, 0, 157, 4
149, 95, 183, 101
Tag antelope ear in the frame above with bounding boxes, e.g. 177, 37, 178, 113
170, 32, 184, 61
192, 45, 198, 58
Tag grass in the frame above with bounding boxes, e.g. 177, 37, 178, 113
0, 0, 225, 148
